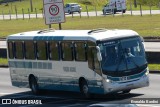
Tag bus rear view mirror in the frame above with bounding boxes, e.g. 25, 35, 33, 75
96, 46, 102, 61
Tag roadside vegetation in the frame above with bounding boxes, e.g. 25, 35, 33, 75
0, 0, 160, 14
0, 15, 160, 38
148, 64, 160, 71
0, 58, 8, 65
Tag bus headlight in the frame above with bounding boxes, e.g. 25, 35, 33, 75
145, 70, 149, 75
106, 79, 110, 83
106, 79, 115, 84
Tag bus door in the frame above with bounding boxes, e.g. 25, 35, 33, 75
88, 47, 102, 78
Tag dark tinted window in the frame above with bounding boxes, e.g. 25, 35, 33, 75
49, 41, 59, 60
15, 41, 23, 59
25, 41, 35, 59
37, 41, 47, 60
8, 42, 14, 59
75, 42, 87, 61
61, 42, 73, 61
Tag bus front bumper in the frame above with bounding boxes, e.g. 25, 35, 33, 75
103, 74, 149, 94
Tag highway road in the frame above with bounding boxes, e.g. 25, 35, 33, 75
0, 10, 160, 20
0, 68, 160, 107
1, 40, 160, 52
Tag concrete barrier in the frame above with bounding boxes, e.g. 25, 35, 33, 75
146, 52, 160, 63
0, 48, 7, 58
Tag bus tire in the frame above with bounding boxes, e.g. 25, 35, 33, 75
29, 76, 39, 95
80, 80, 91, 98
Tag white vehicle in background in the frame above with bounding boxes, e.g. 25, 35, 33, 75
102, 0, 126, 14
64, 3, 82, 14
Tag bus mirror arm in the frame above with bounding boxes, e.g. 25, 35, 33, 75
96, 46, 102, 61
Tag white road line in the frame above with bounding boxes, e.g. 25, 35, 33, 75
137, 104, 160, 107
0, 92, 12, 95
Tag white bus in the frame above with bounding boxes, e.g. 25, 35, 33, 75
7, 29, 149, 98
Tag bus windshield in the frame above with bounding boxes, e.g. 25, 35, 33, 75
98, 37, 147, 76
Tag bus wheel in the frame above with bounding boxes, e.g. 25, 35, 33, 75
80, 80, 91, 98
29, 76, 39, 95
123, 89, 131, 94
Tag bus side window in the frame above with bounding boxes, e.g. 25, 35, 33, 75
25, 41, 35, 59
49, 41, 59, 60
15, 41, 24, 59
61, 42, 73, 61
8, 42, 14, 59
37, 41, 47, 60
75, 42, 87, 61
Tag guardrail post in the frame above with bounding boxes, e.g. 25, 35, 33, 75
35, 8, 37, 19
130, 2, 132, 16
95, 6, 97, 17
22, 8, 24, 20
112, 6, 115, 17
9, 10, 11, 20
28, 8, 30, 19
42, 8, 44, 19
159, 2, 160, 13
71, 7, 73, 18
2, 11, 4, 20
149, 4, 152, 16
140, 4, 142, 16
86, 6, 89, 18
121, 3, 124, 17
15, 5, 18, 19
79, 11, 81, 18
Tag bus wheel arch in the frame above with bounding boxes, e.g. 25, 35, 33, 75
29, 74, 39, 95
79, 77, 92, 98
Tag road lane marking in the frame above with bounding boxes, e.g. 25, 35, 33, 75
137, 104, 160, 107
0, 92, 12, 95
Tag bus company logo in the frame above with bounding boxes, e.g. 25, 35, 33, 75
2, 99, 11, 104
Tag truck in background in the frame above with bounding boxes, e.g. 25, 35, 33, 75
102, 0, 126, 14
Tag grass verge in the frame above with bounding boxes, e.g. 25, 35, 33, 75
0, 0, 159, 14
148, 64, 160, 71
0, 58, 8, 65
0, 15, 160, 38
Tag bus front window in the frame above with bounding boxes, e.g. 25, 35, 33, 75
99, 37, 147, 76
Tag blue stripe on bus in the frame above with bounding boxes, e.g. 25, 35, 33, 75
33, 36, 65, 41
33, 36, 89, 41
9, 61, 52, 69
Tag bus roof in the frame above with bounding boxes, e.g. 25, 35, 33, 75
7, 29, 139, 42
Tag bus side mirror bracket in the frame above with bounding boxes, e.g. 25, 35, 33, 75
96, 46, 102, 61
